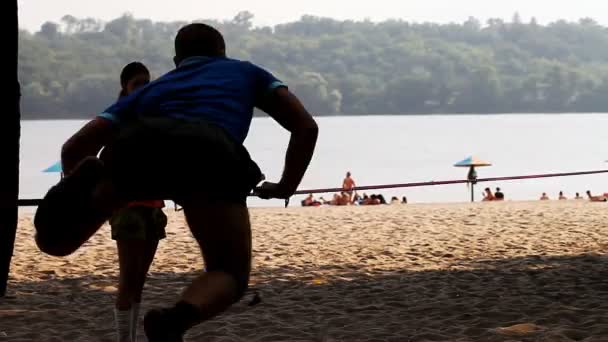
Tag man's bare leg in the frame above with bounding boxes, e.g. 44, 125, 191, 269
144, 201, 252, 341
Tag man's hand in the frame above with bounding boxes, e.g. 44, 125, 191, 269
253, 181, 293, 200
257, 87, 318, 196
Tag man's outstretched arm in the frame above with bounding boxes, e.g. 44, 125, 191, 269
256, 87, 318, 199
61, 117, 114, 175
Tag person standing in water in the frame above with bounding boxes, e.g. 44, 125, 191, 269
111, 62, 168, 342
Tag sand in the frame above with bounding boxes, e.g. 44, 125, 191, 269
1, 200, 607, 341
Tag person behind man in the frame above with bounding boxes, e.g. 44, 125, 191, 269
494, 187, 504, 201
61, 23, 318, 341
111, 61, 168, 342
558, 191, 567, 200
575, 192, 583, 200
540, 193, 550, 200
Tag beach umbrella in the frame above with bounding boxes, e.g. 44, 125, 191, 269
43, 161, 62, 173
453, 156, 492, 168
454, 156, 492, 202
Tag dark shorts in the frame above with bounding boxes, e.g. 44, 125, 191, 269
100, 117, 264, 206
110, 206, 167, 241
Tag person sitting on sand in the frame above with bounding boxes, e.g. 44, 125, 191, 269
339, 192, 351, 206
494, 187, 504, 201
301, 194, 321, 207
366, 194, 382, 205
558, 191, 567, 200
586, 190, 607, 202
540, 193, 550, 200
390, 196, 400, 204
302, 194, 314, 206
377, 194, 387, 204
60, 23, 318, 341
110, 62, 168, 342
482, 188, 495, 201
575, 192, 583, 200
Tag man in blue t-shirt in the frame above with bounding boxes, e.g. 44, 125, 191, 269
60, 23, 318, 341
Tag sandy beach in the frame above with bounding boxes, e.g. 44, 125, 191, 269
1, 200, 607, 341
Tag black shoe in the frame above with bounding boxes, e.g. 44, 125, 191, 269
144, 309, 185, 342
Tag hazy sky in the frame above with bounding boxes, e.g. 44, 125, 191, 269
19, 0, 608, 32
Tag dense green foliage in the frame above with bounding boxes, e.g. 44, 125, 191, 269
19, 12, 608, 118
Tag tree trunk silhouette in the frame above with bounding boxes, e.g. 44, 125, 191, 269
0, 0, 21, 297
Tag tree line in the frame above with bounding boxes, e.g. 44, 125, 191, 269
19, 12, 608, 119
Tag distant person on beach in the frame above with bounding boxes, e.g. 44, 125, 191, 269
540, 193, 550, 200
402, 196, 408, 204
301, 194, 321, 207
558, 191, 567, 200
365, 194, 384, 205
59, 23, 318, 340
110, 62, 168, 342
586, 190, 607, 202
494, 187, 504, 201
390, 196, 400, 204
482, 188, 495, 201
575, 192, 583, 200
342, 172, 356, 201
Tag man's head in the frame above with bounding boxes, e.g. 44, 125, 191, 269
174, 23, 226, 66
346, 172, 351, 177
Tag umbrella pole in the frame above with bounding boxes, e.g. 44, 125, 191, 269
470, 182, 474, 202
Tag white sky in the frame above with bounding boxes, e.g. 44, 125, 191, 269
19, 0, 608, 32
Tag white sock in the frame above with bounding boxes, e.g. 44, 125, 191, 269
114, 308, 131, 342
130, 302, 141, 342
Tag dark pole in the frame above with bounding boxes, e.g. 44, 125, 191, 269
0, 0, 21, 297
467, 166, 477, 203
471, 183, 474, 202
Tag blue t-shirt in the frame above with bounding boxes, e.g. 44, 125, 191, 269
99, 56, 286, 143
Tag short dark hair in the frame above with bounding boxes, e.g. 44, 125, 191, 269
175, 23, 226, 63
120, 62, 149, 89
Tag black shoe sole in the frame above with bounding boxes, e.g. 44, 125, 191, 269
144, 309, 185, 342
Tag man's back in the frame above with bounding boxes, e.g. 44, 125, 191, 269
101, 57, 284, 144
343, 177, 355, 190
